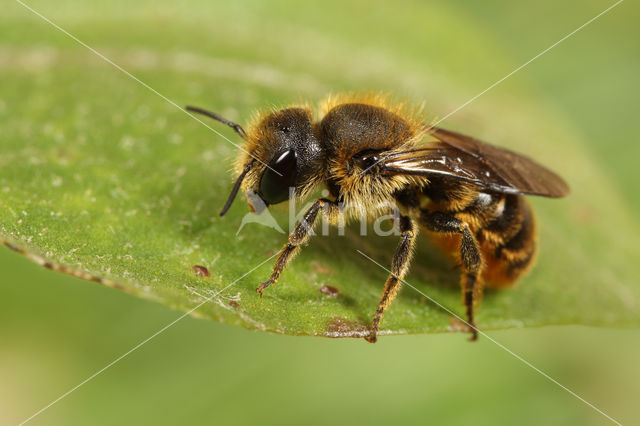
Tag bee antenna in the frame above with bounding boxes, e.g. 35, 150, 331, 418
220, 161, 254, 216
185, 105, 248, 140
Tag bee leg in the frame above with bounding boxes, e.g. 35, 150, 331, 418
257, 198, 338, 295
366, 215, 417, 343
421, 211, 483, 341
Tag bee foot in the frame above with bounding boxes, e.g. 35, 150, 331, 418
256, 280, 273, 296
364, 330, 378, 343
468, 327, 479, 341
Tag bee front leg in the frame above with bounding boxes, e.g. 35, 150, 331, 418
257, 198, 338, 295
366, 215, 418, 343
420, 211, 483, 340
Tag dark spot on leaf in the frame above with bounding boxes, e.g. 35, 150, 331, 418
2, 240, 23, 254
319, 285, 339, 298
325, 316, 368, 338
229, 300, 239, 308
311, 261, 333, 274
192, 265, 210, 277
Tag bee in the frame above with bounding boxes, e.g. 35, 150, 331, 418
186, 94, 569, 342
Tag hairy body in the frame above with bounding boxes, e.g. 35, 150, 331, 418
186, 94, 568, 342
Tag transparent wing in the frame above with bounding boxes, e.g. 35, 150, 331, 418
380, 127, 570, 197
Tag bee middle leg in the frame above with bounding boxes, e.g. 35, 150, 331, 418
257, 198, 339, 295
420, 211, 483, 340
366, 215, 417, 343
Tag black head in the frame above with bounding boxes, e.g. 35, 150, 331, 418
251, 108, 325, 207
186, 105, 325, 215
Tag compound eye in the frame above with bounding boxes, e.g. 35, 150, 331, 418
259, 149, 297, 204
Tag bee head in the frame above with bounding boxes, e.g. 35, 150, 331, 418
185, 106, 326, 216
239, 107, 325, 213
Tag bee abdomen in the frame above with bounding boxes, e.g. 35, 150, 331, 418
478, 194, 525, 244
481, 196, 537, 287
419, 188, 537, 287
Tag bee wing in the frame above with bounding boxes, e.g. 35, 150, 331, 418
380, 127, 570, 197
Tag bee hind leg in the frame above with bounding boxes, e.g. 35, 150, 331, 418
420, 211, 483, 341
366, 215, 417, 343
257, 198, 338, 295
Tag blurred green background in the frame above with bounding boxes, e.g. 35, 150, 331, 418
1, 0, 639, 425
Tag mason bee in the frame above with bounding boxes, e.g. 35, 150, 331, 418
186, 94, 569, 342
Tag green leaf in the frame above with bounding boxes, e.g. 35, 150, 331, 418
1, 0, 639, 339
